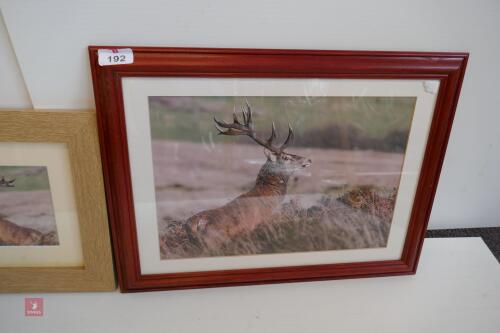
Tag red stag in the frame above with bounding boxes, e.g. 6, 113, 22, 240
185, 102, 312, 241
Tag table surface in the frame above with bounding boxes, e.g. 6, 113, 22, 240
1, 237, 499, 333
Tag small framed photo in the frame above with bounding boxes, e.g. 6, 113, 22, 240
89, 47, 467, 292
0, 110, 115, 292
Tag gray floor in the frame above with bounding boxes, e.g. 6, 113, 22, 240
426, 227, 500, 263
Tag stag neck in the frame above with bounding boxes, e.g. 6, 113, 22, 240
253, 160, 290, 196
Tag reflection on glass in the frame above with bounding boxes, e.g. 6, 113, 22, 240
147, 96, 416, 259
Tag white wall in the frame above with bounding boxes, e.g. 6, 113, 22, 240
0, 12, 31, 108
0, 0, 499, 229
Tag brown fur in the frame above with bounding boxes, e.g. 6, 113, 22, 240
185, 151, 311, 240
0, 218, 43, 246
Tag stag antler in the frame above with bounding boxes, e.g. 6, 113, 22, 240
214, 101, 294, 154
0, 177, 15, 187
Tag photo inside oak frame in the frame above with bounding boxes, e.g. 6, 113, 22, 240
0, 110, 115, 292
89, 46, 467, 292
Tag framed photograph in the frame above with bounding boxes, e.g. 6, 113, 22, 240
89, 46, 467, 292
0, 110, 115, 292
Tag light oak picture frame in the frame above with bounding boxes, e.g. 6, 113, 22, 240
0, 110, 115, 292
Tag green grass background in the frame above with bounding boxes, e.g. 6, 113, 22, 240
149, 96, 416, 152
0, 166, 51, 192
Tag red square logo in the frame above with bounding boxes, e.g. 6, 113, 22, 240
25, 298, 43, 317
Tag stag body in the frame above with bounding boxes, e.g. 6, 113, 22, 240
0, 218, 42, 245
185, 103, 311, 240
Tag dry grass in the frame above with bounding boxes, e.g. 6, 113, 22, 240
159, 187, 395, 259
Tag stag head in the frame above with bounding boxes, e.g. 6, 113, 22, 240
214, 101, 311, 175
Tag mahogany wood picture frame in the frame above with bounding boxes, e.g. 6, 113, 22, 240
89, 46, 468, 292
0, 110, 115, 292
